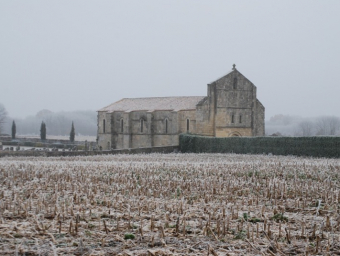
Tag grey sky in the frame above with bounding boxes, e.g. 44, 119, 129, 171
1, 1, 339, 120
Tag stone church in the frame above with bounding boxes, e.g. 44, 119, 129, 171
97, 65, 265, 150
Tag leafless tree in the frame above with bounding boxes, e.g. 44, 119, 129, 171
315, 116, 340, 135
0, 103, 8, 134
298, 121, 314, 136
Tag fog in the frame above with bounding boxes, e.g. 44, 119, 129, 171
1, 103, 339, 137
1, 1, 340, 123
3, 109, 97, 136
266, 115, 340, 136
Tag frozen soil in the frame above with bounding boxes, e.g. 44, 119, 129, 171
0, 153, 340, 255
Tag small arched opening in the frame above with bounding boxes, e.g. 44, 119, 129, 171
233, 77, 237, 89
120, 119, 124, 133
231, 114, 235, 124
140, 119, 144, 133
165, 118, 168, 134
229, 131, 242, 137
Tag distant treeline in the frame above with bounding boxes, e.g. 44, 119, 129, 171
4, 109, 97, 136
266, 115, 340, 136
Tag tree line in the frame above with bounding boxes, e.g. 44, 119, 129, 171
266, 115, 340, 136
0, 104, 96, 136
11, 120, 76, 142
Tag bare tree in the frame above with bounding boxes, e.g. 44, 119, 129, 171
0, 103, 8, 134
315, 116, 340, 135
298, 121, 314, 136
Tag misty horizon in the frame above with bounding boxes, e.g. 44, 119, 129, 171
1, 1, 340, 120
2, 106, 340, 137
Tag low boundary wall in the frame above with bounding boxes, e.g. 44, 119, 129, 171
0, 146, 179, 158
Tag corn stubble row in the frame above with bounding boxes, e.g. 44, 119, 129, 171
0, 153, 340, 255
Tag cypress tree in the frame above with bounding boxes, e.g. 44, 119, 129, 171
70, 121, 75, 142
11, 120, 16, 139
40, 121, 46, 140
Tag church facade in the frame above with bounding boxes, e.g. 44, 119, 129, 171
97, 65, 265, 150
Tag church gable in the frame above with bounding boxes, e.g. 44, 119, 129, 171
213, 65, 256, 91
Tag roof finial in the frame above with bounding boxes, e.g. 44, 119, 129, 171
232, 64, 236, 70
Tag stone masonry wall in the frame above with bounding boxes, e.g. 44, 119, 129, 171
214, 70, 256, 137
110, 110, 180, 149
97, 111, 112, 150
178, 110, 197, 134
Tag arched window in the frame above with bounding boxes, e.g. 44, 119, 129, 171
140, 119, 144, 133
120, 119, 124, 133
231, 115, 235, 124
233, 77, 237, 89
239, 115, 242, 123
103, 119, 106, 133
165, 119, 168, 134
186, 119, 190, 132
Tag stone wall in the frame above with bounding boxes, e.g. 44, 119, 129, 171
256, 99, 265, 136
178, 110, 196, 134
97, 111, 112, 149
196, 97, 214, 136
108, 109, 198, 149
215, 127, 252, 137
0, 146, 179, 158
0, 137, 87, 146
105, 110, 181, 149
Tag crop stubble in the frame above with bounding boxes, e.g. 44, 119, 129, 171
0, 153, 340, 255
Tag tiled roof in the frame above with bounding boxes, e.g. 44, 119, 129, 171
98, 96, 205, 113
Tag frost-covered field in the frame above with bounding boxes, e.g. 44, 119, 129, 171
0, 154, 339, 255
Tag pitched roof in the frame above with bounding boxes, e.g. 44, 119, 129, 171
98, 96, 205, 113
209, 69, 234, 84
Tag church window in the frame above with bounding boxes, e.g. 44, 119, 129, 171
186, 119, 190, 132
103, 119, 106, 133
120, 119, 124, 133
165, 119, 168, 134
239, 115, 242, 123
233, 77, 237, 89
231, 115, 235, 124
140, 119, 144, 133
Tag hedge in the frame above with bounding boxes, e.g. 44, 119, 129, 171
179, 134, 340, 158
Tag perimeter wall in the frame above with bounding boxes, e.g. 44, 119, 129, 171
0, 146, 179, 158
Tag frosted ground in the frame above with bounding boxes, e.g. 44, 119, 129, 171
0, 153, 339, 255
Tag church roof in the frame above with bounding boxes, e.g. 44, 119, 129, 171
99, 96, 205, 113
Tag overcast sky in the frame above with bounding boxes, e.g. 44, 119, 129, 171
1, 1, 339, 120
